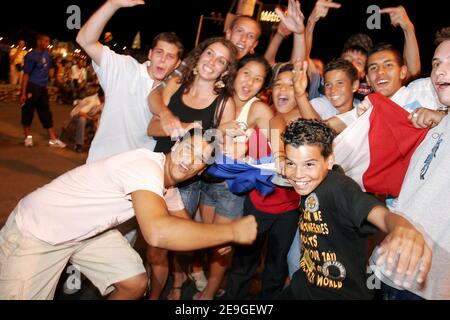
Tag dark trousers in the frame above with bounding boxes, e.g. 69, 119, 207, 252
225, 196, 299, 299
21, 82, 53, 129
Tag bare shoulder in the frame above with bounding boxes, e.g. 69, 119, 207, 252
251, 100, 273, 113
270, 113, 287, 129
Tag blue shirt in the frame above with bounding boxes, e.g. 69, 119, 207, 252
23, 50, 53, 87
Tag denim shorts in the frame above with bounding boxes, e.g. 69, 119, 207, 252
200, 180, 245, 220
179, 180, 201, 217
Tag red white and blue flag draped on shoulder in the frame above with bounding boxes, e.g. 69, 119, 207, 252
334, 93, 429, 197
205, 154, 277, 196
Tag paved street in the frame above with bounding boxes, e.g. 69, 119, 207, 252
0, 92, 86, 227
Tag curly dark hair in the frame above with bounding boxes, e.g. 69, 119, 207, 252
283, 119, 336, 158
325, 58, 359, 84
179, 37, 238, 95
237, 54, 273, 91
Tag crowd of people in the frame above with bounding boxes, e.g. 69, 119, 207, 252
0, 0, 449, 300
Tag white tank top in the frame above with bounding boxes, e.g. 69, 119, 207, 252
234, 97, 259, 143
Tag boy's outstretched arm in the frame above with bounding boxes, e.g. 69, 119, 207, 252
367, 206, 432, 287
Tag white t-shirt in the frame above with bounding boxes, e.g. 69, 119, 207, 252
370, 116, 450, 299
336, 78, 445, 127
310, 96, 339, 120
87, 46, 157, 163
15, 149, 183, 245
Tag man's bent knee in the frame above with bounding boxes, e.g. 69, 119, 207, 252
113, 273, 148, 299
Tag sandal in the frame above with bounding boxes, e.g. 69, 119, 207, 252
166, 272, 189, 300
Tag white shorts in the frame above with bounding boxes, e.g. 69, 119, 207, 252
0, 211, 146, 300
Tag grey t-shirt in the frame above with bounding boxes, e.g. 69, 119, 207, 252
370, 115, 450, 299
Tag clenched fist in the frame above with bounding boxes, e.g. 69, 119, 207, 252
231, 215, 257, 245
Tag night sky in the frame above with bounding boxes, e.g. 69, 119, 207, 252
0, 0, 448, 75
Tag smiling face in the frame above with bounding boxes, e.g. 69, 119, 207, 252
324, 69, 359, 113
197, 42, 232, 81
234, 60, 266, 102
431, 40, 450, 107
226, 17, 260, 60
148, 40, 181, 81
272, 71, 297, 114
167, 134, 214, 185
285, 144, 334, 196
366, 50, 407, 98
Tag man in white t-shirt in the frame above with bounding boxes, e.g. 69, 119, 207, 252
369, 27, 450, 300
0, 129, 257, 300
76, 0, 184, 163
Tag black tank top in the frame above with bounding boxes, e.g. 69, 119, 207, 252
154, 85, 219, 153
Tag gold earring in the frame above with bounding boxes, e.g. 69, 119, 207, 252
193, 65, 199, 75
214, 79, 225, 89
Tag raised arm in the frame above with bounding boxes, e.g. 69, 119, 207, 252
76, 0, 145, 65
367, 206, 432, 288
132, 190, 257, 251
292, 59, 322, 120
305, 0, 341, 61
264, 22, 292, 65
380, 6, 421, 78
275, 0, 307, 63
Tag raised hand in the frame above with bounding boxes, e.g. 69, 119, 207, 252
275, 0, 305, 35
308, 0, 341, 24
277, 21, 292, 38
293, 59, 309, 98
380, 6, 414, 31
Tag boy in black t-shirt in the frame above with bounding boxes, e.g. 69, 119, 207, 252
279, 119, 431, 299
